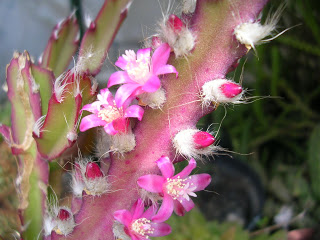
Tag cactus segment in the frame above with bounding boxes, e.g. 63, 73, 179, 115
34, 71, 97, 160
31, 65, 55, 115
5, 52, 36, 154
77, 0, 133, 75
40, 13, 80, 77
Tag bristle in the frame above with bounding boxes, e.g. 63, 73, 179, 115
138, 88, 166, 109
33, 115, 46, 137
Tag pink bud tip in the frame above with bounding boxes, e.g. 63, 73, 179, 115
58, 208, 71, 221
85, 162, 103, 179
193, 131, 215, 149
220, 82, 242, 98
167, 14, 185, 34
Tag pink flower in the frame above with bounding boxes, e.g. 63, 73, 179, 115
108, 43, 178, 108
79, 88, 144, 135
113, 199, 171, 240
137, 156, 211, 222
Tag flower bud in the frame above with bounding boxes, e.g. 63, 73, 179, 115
85, 162, 103, 179
167, 14, 186, 34
57, 208, 71, 221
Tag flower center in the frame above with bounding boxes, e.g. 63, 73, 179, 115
126, 57, 150, 84
131, 218, 154, 238
165, 176, 197, 201
98, 106, 121, 123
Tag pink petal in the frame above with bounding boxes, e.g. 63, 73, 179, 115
115, 83, 140, 108
99, 88, 112, 98
173, 201, 185, 216
81, 102, 99, 114
79, 114, 106, 132
141, 205, 157, 220
149, 223, 171, 237
174, 158, 196, 179
124, 105, 144, 121
151, 43, 171, 74
151, 194, 174, 223
130, 234, 140, 240
156, 156, 174, 178
186, 173, 211, 192
132, 199, 145, 219
115, 56, 128, 69
155, 64, 178, 78
141, 75, 160, 93
108, 71, 133, 88
103, 122, 118, 135
97, 88, 114, 106
112, 118, 129, 133
179, 198, 195, 212
137, 48, 151, 60
114, 210, 132, 227
137, 175, 165, 193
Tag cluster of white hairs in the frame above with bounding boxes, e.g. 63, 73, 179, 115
32, 115, 46, 138
138, 88, 167, 109
234, 3, 287, 51
182, 0, 197, 14
173, 128, 219, 160
43, 195, 75, 236
112, 221, 131, 240
95, 128, 137, 157
72, 158, 111, 197
109, 132, 136, 155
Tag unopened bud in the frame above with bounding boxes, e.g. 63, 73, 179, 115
58, 208, 71, 221
167, 14, 186, 34
193, 131, 215, 149
85, 162, 103, 179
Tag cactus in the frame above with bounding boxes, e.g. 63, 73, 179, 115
0, 0, 285, 239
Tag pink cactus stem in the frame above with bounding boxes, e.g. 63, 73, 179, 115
113, 198, 171, 240
108, 43, 178, 107
137, 156, 211, 222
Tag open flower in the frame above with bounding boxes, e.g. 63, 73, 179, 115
137, 156, 211, 222
108, 43, 178, 108
79, 88, 144, 135
113, 198, 171, 240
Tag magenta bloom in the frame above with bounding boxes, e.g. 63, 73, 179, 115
113, 198, 171, 240
79, 88, 144, 135
108, 43, 178, 108
137, 156, 211, 222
